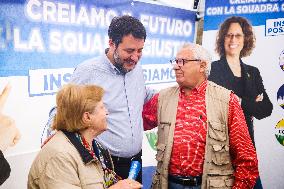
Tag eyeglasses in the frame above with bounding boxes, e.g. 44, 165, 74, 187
225, 33, 244, 40
170, 58, 201, 66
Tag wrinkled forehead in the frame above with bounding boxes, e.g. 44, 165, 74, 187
176, 48, 195, 59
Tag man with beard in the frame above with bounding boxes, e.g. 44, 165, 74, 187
48, 15, 153, 182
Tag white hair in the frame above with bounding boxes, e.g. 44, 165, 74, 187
180, 43, 212, 78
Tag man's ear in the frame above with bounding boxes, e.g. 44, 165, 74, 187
109, 39, 116, 49
199, 61, 207, 73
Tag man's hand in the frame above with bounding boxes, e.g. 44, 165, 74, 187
0, 84, 21, 152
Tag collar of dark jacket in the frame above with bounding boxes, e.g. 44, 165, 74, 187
221, 56, 249, 77
62, 130, 96, 164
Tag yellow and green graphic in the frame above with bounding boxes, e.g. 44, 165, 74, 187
275, 119, 284, 146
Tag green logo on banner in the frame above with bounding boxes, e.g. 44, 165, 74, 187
146, 131, 157, 151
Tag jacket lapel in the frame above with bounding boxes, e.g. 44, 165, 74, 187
220, 56, 235, 90
241, 61, 253, 97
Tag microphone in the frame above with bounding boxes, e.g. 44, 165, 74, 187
128, 161, 141, 180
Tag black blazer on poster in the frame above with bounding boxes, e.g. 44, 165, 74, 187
208, 56, 273, 144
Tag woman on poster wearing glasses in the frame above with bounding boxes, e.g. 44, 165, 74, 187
208, 16, 273, 189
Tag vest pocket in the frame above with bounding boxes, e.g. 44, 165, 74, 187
151, 173, 161, 189
207, 175, 234, 188
211, 144, 230, 165
208, 121, 226, 141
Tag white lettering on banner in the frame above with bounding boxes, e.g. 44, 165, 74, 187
224, 6, 236, 14
13, 27, 109, 54
28, 65, 175, 96
142, 64, 176, 84
25, 0, 117, 28
14, 27, 45, 52
206, 7, 224, 15
49, 30, 108, 54
207, 2, 281, 16
266, 18, 284, 36
43, 1, 56, 22
229, 0, 268, 4
57, 2, 70, 23
22, 1, 194, 55
49, 30, 107, 54
28, 68, 74, 96
143, 38, 185, 58
76, 6, 90, 25
140, 14, 193, 37
236, 3, 279, 13
26, 0, 41, 20
12, 27, 187, 56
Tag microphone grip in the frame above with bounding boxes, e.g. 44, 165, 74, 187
128, 161, 141, 180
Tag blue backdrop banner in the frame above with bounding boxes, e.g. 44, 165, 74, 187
0, 0, 196, 77
204, 0, 284, 30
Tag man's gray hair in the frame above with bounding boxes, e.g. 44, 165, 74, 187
181, 43, 212, 77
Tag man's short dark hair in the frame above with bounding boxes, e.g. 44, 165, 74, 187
108, 15, 147, 47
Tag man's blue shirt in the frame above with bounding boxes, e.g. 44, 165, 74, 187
69, 52, 153, 157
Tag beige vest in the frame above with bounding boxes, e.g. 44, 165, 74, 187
151, 81, 234, 189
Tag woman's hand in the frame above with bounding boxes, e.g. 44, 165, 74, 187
109, 179, 142, 189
